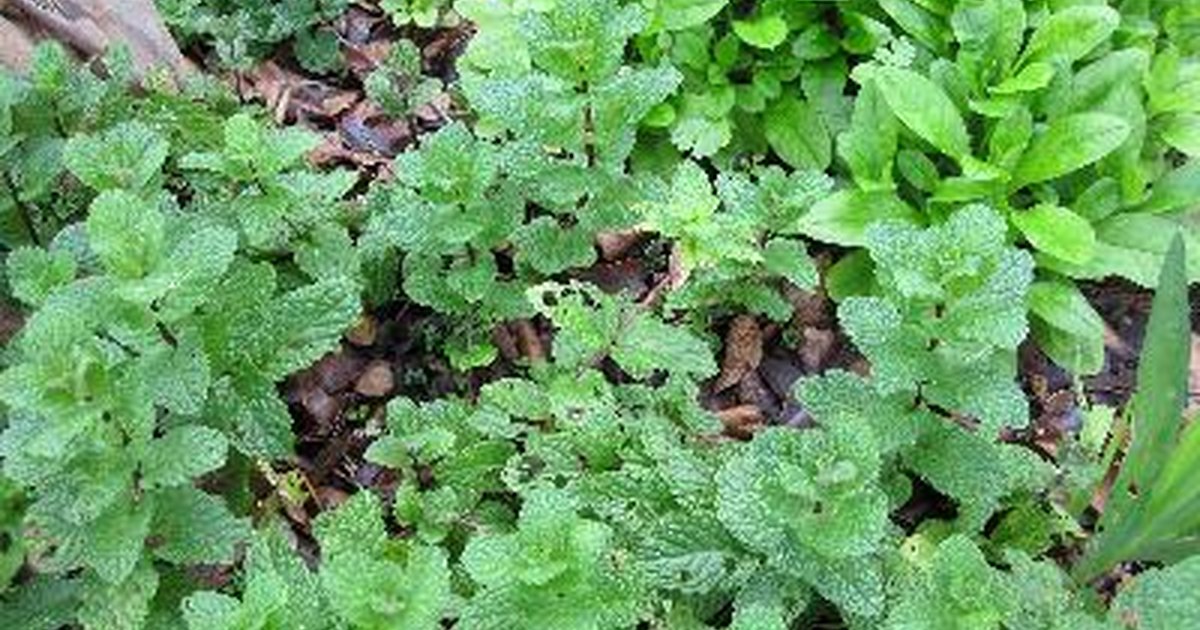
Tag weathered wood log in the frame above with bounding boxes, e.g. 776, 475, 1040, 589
0, 15, 37, 71
0, 0, 191, 78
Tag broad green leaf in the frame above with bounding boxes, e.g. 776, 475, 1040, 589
991, 63, 1055, 95
150, 487, 250, 566
1011, 113, 1130, 189
1011, 204, 1096, 265
86, 190, 166, 279
1020, 6, 1120, 67
1123, 234, 1189, 496
878, 0, 950, 56
732, 14, 789, 50
798, 190, 921, 247
764, 96, 831, 171
1161, 114, 1200, 156
951, 0, 1026, 89
838, 80, 897, 191
1028, 281, 1106, 376
1140, 161, 1200, 215
649, 0, 729, 32
872, 66, 972, 162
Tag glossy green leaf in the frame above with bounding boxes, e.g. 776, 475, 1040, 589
872, 66, 972, 162
1011, 204, 1096, 265
1011, 113, 1130, 189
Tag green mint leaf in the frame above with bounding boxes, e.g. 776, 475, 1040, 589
612, 312, 717, 380
886, 535, 1014, 628
762, 238, 818, 290
6, 246, 76, 307
1109, 556, 1200, 629
141, 426, 228, 490
149, 486, 250, 566
64, 122, 169, 192
85, 190, 166, 279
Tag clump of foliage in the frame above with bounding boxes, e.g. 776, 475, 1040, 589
155, 0, 348, 72
3, 1, 1200, 629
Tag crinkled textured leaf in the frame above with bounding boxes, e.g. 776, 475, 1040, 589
612, 313, 717, 380
85, 190, 166, 279
903, 415, 1052, 531
208, 375, 294, 459
64, 122, 168, 192
522, 0, 645, 84
314, 493, 451, 629
79, 498, 153, 584
717, 423, 888, 617
591, 65, 683, 166
6, 246, 76, 307
141, 426, 227, 489
77, 561, 158, 630
459, 487, 643, 630
841, 205, 1034, 430
257, 279, 359, 380
885, 535, 1013, 629
1110, 556, 1200, 629
149, 486, 249, 566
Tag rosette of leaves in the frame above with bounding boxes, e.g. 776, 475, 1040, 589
0, 44, 152, 250
180, 113, 360, 274
820, 1, 1200, 375
884, 535, 1108, 629
460, 0, 682, 174
716, 418, 891, 620
637, 160, 830, 321
458, 487, 646, 630
636, 1, 917, 168
363, 395, 517, 544
359, 122, 532, 367
839, 205, 1034, 432
182, 495, 451, 630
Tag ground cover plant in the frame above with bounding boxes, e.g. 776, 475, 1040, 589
0, 0, 1198, 628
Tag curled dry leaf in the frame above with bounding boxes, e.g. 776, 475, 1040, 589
355, 360, 395, 397
715, 315, 764, 392
717, 404, 765, 439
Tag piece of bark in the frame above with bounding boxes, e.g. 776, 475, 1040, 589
2, 0, 190, 78
0, 16, 37, 71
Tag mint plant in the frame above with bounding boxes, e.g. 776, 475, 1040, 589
4, 2, 1200, 629
839, 205, 1034, 432
637, 161, 828, 321
0, 102, 357, 628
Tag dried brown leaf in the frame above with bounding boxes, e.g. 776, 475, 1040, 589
715, 315, 763, 392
